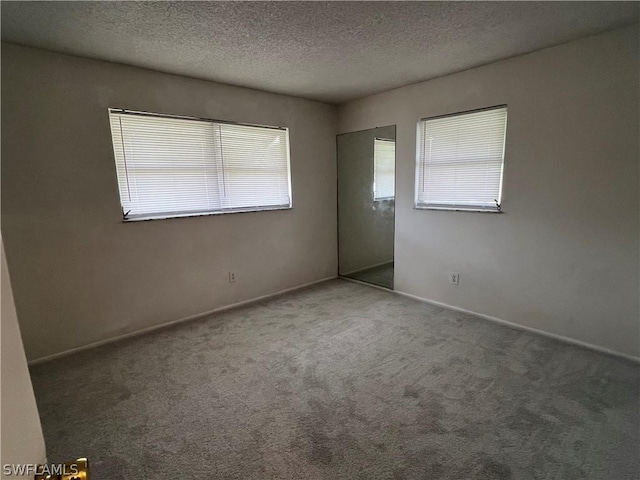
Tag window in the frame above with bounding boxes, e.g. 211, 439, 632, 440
373, 138, 395, 200
415, 106, 507, 212
108, 109, 292, 221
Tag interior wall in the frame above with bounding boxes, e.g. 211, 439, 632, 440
1, 237, 47, 477
337, 26, 640, 358
337, 125, 395, 274
1, 43, 338, 362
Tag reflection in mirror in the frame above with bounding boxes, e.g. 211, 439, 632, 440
337, 126, 396, 289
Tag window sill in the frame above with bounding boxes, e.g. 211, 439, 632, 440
414, 205, 502, 213
123, 205, 292, 222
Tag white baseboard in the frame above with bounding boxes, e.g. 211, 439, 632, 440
28, 275, 338, 366
339, 275, 394, 292
29, 275, 638, 366
340, 260, 393, 277
394, 289, 640, 364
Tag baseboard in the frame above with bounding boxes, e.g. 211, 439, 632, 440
394, 289, 640, 364
339, 275, 394, 292
340, 260, 393, 276
29, 276, 638, 366
28, 275, 338, 366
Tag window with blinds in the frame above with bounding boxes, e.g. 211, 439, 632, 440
415, 106, 507, 212
374, 138, 395, 201
108, 109, 292, 221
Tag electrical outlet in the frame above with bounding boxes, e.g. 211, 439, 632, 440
228, 272, 236, 283
449, 272, 460, 286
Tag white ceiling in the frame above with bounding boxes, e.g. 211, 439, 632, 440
2, 1, 638, 104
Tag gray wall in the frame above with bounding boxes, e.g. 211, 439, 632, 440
1, 43, 338, 361
338, 26, 640, 358
1, 238, 46, 477
338, 126, 395, 274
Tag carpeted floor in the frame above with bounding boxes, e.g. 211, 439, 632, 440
344, 262, 394, 289
30, 280, 639, 479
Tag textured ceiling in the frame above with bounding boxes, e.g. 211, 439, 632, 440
2, 1, 638, 104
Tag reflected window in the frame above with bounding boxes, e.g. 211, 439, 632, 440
373, 138, 395, 200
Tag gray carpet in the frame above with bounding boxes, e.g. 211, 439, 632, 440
344, 262, 394, 289
30, 280, 639, 479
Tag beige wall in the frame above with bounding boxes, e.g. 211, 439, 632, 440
2, 27, 639, 361
338, 26, 640, 358
337, 126, 395, 274
1, 237, 47, 477
1, 43, 338, 362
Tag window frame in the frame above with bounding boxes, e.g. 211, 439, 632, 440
108, 108, 293, 222
414, 104, 508, 214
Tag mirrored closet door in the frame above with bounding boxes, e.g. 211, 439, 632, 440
337, 126, 396, 289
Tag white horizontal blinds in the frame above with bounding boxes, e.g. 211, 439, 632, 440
374, 139, 395, 200
108, 110, 291, 220
109, 113, 222, 219
416, 107, 507, 211
217, 123, 290, 210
